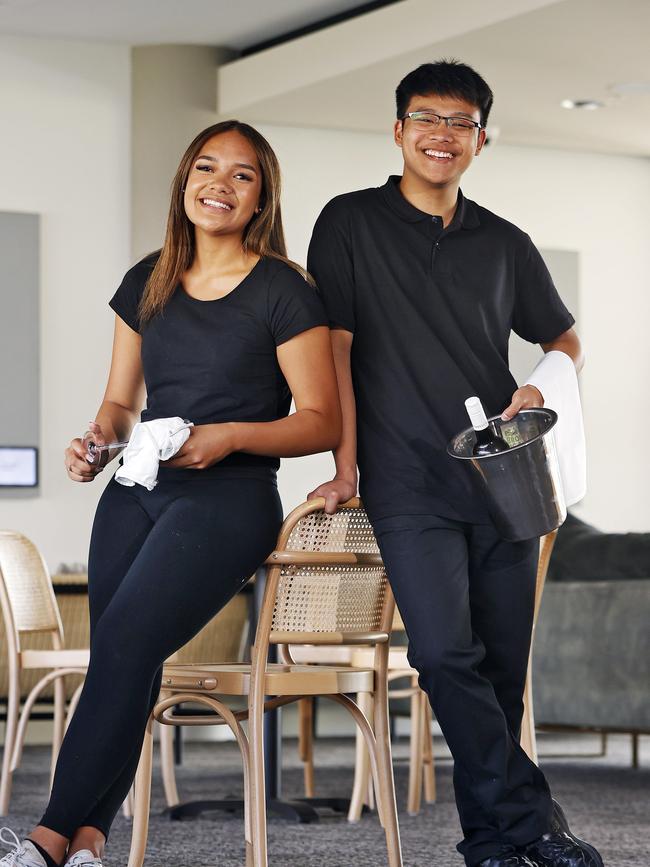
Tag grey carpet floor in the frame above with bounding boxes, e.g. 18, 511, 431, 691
1, 733, 647, 867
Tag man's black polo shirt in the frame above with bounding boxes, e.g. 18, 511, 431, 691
307, 176, 575, 524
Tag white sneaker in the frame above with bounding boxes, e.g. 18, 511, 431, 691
64, 851, 103, 867
0, 830, 48, 867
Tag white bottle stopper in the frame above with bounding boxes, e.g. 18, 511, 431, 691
465, 396, 489, 431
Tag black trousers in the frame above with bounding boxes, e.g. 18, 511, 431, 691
372, 514, 552, 867
40, 473, 282, 839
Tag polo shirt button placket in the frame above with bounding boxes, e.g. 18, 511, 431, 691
430, 216, 443, 269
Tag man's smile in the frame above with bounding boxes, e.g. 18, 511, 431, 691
422, 148, 455, 161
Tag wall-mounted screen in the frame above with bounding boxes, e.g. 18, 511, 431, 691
0, 447, 38, 487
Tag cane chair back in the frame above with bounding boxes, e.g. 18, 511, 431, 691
0, 532, 63, 649
267, 500, 389, 647
285, 506, 380, 553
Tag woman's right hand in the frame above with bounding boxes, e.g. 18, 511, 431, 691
65, 421, 107, 483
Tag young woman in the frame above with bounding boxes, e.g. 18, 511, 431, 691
1, 121, 341, 867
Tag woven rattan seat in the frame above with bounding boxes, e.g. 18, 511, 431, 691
128, 498, 403, 867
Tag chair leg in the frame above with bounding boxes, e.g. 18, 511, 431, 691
248, 689, 268, 867
348, 691, 373, 822
372, 682, 403, 867
159, 721, 180, 807
65, 682, 84, 734
406, 678, 423, 816
520, 660, 538, 764
422, 697, 436, 804
297, 697, 315, 798
127, 716, 154, 867
122, 786, 135, 819
0, 669, 20, 815
50, 675, 66, 790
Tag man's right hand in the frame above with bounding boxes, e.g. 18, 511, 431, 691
308, 476, 358, 514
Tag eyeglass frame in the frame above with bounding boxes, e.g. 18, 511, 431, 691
400, 111, 483, 134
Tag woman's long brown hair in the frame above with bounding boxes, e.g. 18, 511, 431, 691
139, 120, 311, 323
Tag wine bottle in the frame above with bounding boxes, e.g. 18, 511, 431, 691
465, 396, 509, 456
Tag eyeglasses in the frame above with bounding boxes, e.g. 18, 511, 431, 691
401, 111, 482, 136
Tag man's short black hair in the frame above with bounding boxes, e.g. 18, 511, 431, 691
396, 59, 494, 127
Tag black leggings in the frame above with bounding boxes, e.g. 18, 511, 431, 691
40, 473, 283, 839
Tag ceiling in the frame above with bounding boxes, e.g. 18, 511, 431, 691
218, 0, 650, 157
1, 0, 649, 157
0, 0, 376, 47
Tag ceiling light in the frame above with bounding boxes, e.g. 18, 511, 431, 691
561, 99, 604, 111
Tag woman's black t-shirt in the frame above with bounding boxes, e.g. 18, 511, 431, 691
109, 253, 327, 480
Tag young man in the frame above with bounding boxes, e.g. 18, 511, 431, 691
307, 61, 602, 867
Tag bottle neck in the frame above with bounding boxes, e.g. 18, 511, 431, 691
474, 425, 493, 446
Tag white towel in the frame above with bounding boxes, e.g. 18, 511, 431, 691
525, 350, 586, 506
115, 417, 193, 491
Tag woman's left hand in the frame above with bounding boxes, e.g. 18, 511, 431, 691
163, 423, 237, 469
501, 384, 543, 421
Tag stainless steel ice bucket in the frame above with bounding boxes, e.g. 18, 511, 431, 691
447, 408, 566, 542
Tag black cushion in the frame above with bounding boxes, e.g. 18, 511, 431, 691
548, 512, 650, 582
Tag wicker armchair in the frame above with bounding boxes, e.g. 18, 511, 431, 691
128, 498, 402, 867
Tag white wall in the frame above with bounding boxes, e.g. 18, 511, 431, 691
132, 45, 232, 261
260, 125, 650, 533
0, 37, 132, 568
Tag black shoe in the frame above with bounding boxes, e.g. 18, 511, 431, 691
524, 800, 604, 867
478, 856, 539, 867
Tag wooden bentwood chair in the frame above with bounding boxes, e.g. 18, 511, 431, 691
295, 529, 559, 818
0, 531, 90, 815
128, 498, 403, 867
292, 606, 436, 820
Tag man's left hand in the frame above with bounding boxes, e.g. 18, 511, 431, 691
501, 384, 544, 421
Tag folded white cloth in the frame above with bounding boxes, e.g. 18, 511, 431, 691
115, 417, 193, 491
525, 350, 586, 506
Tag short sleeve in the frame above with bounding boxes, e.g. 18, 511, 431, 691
512, 234, 575, 344
267, 264, 328, 347
109, 262, 148, 333
307, 198, 356, 332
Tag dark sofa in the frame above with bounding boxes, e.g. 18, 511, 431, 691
532, 513, 650, 761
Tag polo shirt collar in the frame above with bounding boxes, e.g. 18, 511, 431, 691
380, 175, 480, 230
